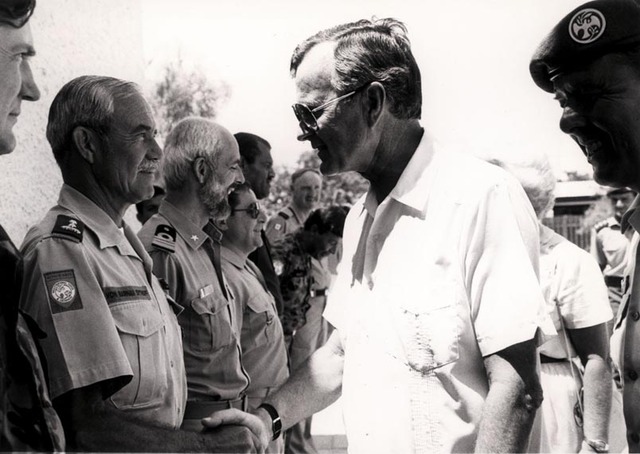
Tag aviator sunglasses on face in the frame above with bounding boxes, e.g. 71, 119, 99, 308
232, 202, 262, 219
292, 82, 373, 134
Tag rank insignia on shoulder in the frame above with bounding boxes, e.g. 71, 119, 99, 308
152, 224, 177, 252
52, 215, 84, 242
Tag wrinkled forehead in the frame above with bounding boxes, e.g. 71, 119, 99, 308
294, 41, 338, 103
113, 90, 154, 127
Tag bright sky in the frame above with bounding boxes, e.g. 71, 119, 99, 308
141, 0, 591, 178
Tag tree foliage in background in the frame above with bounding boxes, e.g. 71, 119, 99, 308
263, 150, 369, 218
148, 61, 368, 218
151, 58, 231, 137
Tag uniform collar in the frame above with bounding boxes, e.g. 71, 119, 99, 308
58, 184, 130, 250
621, 194, 640, 234
287, 205, 304, 225
220, 244, 246, 269
362, 129, 436, 218
158, 200, 208, 249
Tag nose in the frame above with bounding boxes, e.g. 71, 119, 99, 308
297, 128, 314, 142
268, 167, 275, 180
235, 167, 245, 184
20, 60, 40, 102
148, 136, 162, 160
559, 105, 585, 135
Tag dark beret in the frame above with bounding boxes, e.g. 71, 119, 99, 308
530, 0, 640, 93
607, 186, 636, 196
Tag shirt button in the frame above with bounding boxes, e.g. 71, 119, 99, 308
633, 311, 640, 322
170, 361, 174, 368
629, 370, 638, 381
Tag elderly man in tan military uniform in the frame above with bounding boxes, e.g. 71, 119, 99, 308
138, 117, 250, 432
19, 77, 260, 452
265, 168, 322, 247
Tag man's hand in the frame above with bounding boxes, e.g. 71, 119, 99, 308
202, 408, 270, 452
200, 422, 266, 453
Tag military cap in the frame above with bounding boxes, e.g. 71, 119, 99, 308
530, 0, 640, 93
607, 186, 636, 197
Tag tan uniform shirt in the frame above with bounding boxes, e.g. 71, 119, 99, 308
264, 206, 304, 247
138, 201, 249, 401
19, 185, 186, 429
220, 246, 288, 395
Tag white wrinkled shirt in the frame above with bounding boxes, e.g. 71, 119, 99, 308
324, 133, 549, 453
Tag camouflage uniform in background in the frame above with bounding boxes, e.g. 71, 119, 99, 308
271, 231, 313, 346
0, 225, 65, 451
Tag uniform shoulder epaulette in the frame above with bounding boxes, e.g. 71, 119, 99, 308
51, 214, 84, 242
594, 219, 611, 233
278, 210, 290, 220
151, 224, 177, 253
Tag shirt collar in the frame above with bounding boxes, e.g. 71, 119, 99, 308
158, 200, 208, 249
58, 184, 129, 250
621, 194, 640, 233
362, 129, 436, 217
220, 244, 245, 269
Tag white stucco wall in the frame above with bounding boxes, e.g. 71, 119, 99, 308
1, 0, 144, 243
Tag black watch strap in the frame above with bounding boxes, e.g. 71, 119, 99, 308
258, 403, 282, 441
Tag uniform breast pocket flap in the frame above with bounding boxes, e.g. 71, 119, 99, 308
188, 292, 233, 352
109, 301, 167, 409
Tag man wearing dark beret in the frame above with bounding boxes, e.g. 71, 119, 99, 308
531, 1, 640, 451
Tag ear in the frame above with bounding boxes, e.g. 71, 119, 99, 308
362, 82, 386, 128
192, 156, 209, 185
71, 126, 100, 164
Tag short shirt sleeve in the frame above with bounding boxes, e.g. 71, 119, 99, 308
554, 242, 613, 329
465, 176, 547, 357
20, 237, 132, 400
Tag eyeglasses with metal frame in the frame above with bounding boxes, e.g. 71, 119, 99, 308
231, 202, 262, 219
292, 83, 373, 134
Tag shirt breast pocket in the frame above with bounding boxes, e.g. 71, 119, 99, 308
188, 292, 233, 353
109, 300, 167, 409
395, 293, 461, 374
245, 296, 277, 348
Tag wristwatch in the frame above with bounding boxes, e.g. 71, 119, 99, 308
258, 403, 282, 441
584, 438, 609, 453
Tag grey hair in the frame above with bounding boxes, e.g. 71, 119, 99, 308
46, 75, 141, 166
162, 117, 230, 191
486, 152, 556, 219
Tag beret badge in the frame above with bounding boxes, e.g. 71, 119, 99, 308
569, 8, 606, 44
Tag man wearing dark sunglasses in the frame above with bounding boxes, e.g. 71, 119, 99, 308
205, 17, 549, 453
235, 132, 285, 317
219, 182, 289, 454
138, 117, 260, 444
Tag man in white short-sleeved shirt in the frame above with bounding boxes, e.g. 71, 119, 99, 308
206, 18, 550, 453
